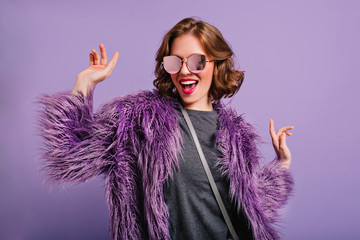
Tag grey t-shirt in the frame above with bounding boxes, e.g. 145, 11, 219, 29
163, 107, 253, 240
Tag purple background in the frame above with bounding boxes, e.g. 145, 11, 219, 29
1, 0, 359, 239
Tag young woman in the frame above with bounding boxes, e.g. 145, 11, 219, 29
38, 17, 294, 240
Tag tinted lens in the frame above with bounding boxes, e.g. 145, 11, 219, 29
163, 56, 181, 74
188, 54, 206, 73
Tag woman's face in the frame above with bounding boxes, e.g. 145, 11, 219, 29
170, 34, 214, 111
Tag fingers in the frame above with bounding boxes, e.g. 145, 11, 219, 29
280, 133, 290, 154
276, 126, 294, 134
278, 132, 289, 157
276, 126, 294, 137
89, 52, 94, 67
277, 124, 293, 145
104, 51, 119, 78
280, 132, 288, 146
270, 118, 293, 161
269, 119, 277, 140
270, 118, 294, 140
109, 51, 119, 71
269, 119, 279, 153
90, 44, 110, 66
110, 51, 119, 65
91, 48, 100, 65
99, 43, 107, 65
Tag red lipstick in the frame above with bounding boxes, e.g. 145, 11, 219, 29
179, 78, 198, 94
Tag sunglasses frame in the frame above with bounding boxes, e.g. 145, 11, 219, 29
162, 54, 214, 74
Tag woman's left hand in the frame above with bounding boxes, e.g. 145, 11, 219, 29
269, 119, 294, 169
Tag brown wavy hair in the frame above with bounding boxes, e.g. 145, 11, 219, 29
153, 17, 244, 102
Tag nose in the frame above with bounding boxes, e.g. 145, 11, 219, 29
179, 59, 191, 75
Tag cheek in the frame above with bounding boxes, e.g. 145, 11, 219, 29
201, 66, 214, 84
170, 74, 178, 85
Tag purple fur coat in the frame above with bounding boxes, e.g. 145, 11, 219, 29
37, 89, 294, 240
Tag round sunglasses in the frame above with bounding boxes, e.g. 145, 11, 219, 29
162, 54, 214, 74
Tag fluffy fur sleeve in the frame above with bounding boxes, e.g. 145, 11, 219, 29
215, 103, 294, 239
239, 118, 295, 223
36, 89, 118, 185
254, 158, 294, 223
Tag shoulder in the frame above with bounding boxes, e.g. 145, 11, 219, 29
215, 102, 263, 166
121, 90, 180, 117
95, 89, 180, 126
216, 102, 252, 132
215, 101, 262, 145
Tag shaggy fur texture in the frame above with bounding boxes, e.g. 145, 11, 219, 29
37, 89, 294, 240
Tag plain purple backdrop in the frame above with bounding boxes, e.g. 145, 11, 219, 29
1, 0, 359, 239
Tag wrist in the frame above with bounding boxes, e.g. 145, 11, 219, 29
73, 77, 93, 97
277, 157, 291, 169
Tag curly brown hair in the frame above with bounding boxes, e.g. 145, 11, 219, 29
153, 17, 244, 102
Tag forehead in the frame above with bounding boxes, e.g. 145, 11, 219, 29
170, 34, 207, 58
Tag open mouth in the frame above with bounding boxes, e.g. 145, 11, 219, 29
179, 79, 199, 94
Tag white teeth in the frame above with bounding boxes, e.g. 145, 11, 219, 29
180, 81, 197, 85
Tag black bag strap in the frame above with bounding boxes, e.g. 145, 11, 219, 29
180, 105, 239, 240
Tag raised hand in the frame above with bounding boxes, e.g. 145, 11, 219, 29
269, 119, 294, 169
72, 43, 119, 97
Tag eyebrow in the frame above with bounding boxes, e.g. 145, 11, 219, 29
169, 53, 205, 59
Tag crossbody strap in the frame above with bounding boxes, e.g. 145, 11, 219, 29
180, 106, 239, 240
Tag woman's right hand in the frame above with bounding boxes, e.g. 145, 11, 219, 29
72, 43, 119, 97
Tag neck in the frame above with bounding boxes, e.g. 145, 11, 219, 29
181, 99, 213, 111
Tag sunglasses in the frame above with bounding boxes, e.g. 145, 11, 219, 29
162, 54, 214, 74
